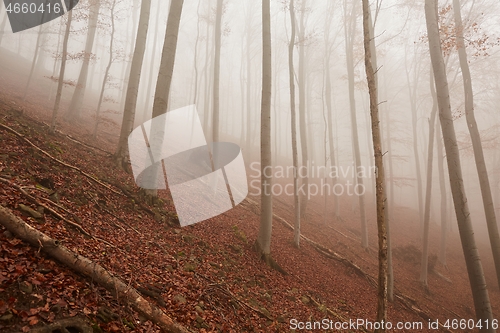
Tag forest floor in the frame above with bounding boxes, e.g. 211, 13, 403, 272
0, 49, 499, 333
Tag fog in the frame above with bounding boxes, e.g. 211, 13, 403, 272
2, 0, 500, 280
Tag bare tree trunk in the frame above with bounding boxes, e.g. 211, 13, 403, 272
405, 59, 424, 236
65, 0, 101, 122
324, 2, 338, 219
141, 0, 163, 124
212, 0, 223, 144
453, 0, 500, 291
362, 0, 387, 329
0, 12, 7, 47
420, 72, 438, 287
288, 0, 300, 248
23, 24, 43, 100
245, 4, 253, 161
344, 0, 368, 249
436, 117, 448, 266
298, 0, 309, 218
114, 0, 152, 169
425, 0, 494, 328
51, 8, 73, 132
256, 0, 273, 259
93, 0, 118, 139
143, 0, 184, 199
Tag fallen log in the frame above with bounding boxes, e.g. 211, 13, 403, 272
0, 205, 191, 333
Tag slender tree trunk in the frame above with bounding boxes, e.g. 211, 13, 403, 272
212, 0, 223, 144
362, 0, 387, 328
406, 60, 424, 236
142, 0, 184, 199
114, 0, 152, 168
420, 72, 438, 287
245, 4, 253, 160
51, 8, 73, 132
453, 0, 500, 291
298, 0, 309, 218
288, 0, 300, 248
324, 3, 338, 219
141, 0, 163, 124
425, 0, 494, 328
0, 12, 7, 47
23, 24, 44, 100
93, 0, 118, 139
192, 0, 202, 105
345, 0, 368, 249
436, 117, 448, 266
256, 0, 273, 259
65, 0, 101, 122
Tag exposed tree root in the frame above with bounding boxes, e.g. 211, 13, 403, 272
253, 240, 288, 275
0, 205, 191, 333
308, 295, 368, 332
0, 122, 124, 197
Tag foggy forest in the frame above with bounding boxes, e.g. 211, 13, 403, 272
0, 0, 500, 332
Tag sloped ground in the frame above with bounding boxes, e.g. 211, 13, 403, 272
0, 48, 499, 332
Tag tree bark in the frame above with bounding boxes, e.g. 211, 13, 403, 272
362, 0, 387, 329
420, 72, 438, 287
425, 0, 494, 329
51, 8, 73, 132
212, 0, 223, 144
0, 205, 190, 333
143, 0, 184, 199
65, 0, 101, 122
452, 0, 500, 291
114, 0, 152, 168
288, 0, 300, 248
256, 0, 272, 257
344, 0, 368, 249
93, 0, 117, 139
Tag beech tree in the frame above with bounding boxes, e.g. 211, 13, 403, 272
256, 0, 273, 263
452, 0, 500, 291
212, 0, 223, 144
344, 0, 368, 249
362, 0, 387, 328
93, 0, 118, 139
424, 0, 494, 328
143, 0, 184, 199
287, 0, 300, 247
65, 0, 101, 122
51, 4, 74, 132
115, 0, 152, 169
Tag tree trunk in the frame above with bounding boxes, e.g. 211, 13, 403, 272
297, 0, 309, 218
362, 0, 387, 329
406, 60, 424, 237
425, 0, 495, 329
93, 0, 118, 139
453, 0, 500, 291
344, 0, 368, 249
256, 0, 272, 258
51, 8, 73, 132
420, 72, 438, 287
23, 24, 43, 100
212, 0, 223, 144
0, 205, 190, 333
143, 0, 184, 199
114, 0, 152, 169
65, 0, 101, 122
288, 0, 300, 248
141, 0, 163, 124
436, 117, 448, 266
